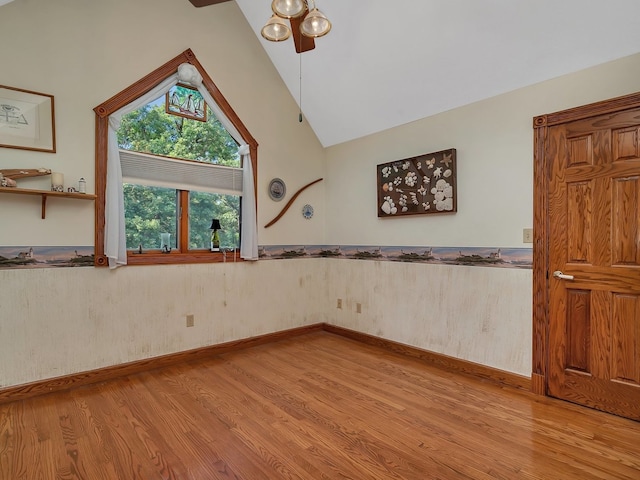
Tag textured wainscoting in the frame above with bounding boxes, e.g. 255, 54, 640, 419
1, 246, 532, 392
0, 258, 327, 388
325, 257, 533, 377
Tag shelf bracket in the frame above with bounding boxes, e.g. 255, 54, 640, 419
41, 194, 47, 219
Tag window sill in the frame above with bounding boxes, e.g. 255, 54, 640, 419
125, 250, 242, 265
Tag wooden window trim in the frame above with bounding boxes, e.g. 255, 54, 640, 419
178, 189, 189, 253
93, 49, 257, 267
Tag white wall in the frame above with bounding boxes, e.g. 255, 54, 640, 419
324, 53, 640, 375
325, 53, 640, 248
0, 0, 326, 388
0, 0, 326, 246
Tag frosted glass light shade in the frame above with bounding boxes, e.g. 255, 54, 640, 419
272, 0, 306, 19
300, 8, 331, 38
261, 14, 292, 42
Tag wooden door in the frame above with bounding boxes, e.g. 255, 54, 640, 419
545, 105, 640, 420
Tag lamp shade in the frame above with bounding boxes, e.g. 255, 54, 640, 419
210, 219, 222, 230
271, 0, 306, 19
261, 14, 292, 42
300, 8, 331, 38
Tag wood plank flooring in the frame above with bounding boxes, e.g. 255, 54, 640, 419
1, 331, 640, 479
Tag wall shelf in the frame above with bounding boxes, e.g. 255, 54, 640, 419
0, 186, 96, 219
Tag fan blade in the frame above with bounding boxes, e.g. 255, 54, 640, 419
188, 0, 231, 7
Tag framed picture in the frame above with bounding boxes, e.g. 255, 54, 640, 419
377, 148, 456, 217
0, 85, 56, 153
165, 83, 207, 122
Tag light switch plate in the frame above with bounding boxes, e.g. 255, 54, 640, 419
523, 228, 533, 243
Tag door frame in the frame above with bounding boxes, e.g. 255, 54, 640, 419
532, 90, 640, 395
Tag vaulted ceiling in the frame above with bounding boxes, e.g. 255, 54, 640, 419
234, 0, 640, 147
5, 0, 640, 147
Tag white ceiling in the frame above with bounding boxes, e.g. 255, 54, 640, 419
235, 0, 640, 147
4, 0, 640, 147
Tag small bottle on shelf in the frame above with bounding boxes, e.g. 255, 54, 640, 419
209, 219, 221, 252
211, 229, 220, 252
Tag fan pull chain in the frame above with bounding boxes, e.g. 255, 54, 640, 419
298, 52, 303, 122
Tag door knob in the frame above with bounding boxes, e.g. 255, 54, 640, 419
553, 270, 574, 280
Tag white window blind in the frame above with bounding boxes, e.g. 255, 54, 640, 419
119, 149, 243, 195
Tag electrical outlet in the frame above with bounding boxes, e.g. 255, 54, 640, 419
356, 303, 362, 313
523, 228, 534, 244
186, 314, 194, 327
337, 298, 342, 309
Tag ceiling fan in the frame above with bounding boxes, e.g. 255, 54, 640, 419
187, 0, 331, 54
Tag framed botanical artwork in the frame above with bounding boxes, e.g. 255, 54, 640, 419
165, 83, 207, 122
0, 85, 56, 153
377, 148, 456, 217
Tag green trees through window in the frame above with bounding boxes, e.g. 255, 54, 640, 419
117, 98, 241, 251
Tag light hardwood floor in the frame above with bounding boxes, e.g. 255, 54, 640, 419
1, 331, 639, 479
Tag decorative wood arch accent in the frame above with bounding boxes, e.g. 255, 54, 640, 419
93, 48, 258, 266
531, 90, 640, 395
264, 178, 323, 228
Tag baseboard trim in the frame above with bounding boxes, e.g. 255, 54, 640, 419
324, 324, 532, 391
531, 372, 546, 395
0, 322, 531, 404
0, 323, 324, 405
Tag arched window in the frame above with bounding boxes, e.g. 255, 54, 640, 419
93, 49, 258, 267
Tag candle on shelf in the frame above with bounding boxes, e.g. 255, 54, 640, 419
51, 172, 64, 192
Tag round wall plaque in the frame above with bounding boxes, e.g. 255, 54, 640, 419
268, 178, 286, 201
302, 204, 314, 219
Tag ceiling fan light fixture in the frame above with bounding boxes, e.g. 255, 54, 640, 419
271, 0, 306, 19
300, 8, 331, 38
261, 14, 292, 42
